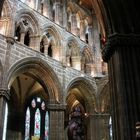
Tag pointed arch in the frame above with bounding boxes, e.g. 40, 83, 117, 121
42, 25, 62, 46
66, 77, 97, 140
1, 0, 13, 18
6, 57, 62, 103
42, 25, 63, 60
66, 77, 97, 113
15, 9, 40, 35
0, 0, 13, 35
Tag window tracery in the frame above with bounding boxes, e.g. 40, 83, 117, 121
24, 97, 49, 140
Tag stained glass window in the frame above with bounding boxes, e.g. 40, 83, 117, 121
41, 101, 45, 110
31, 99, 36, 108
109, 116, 113, 140
25, 107, 30, 140
34, 108, 41, 136
24, 97, 49, 140
45, 111, 49, 140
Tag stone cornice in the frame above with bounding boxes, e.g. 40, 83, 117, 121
102, 33, 140, 62
0, 89, 10, 100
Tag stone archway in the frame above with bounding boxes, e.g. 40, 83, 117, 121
5, 57, 63, 140
65, 77, 97, 140
42, 25, 62, 61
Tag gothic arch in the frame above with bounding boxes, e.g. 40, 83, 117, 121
66, 38, 80, 56
42, 25, 63, 60
15, 9, 40, 35
66, 77, 97, 113
6, 57, 62, 103
0, 0, 13, 35
42, 25, 62, 45
1, 0, 12, 18
81, 46, 94, 63
65, 77, 97, 140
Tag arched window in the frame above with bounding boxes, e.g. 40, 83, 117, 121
52, 10, 55, 22
15, 26, 21, 42
41, 2, 44, 14
24, 30, 30, 46
109, 116, 113, 140
85, 33, 88, 44
48, 44, 52, 57
34, 108, 41, 136
69, 56, 72, 67
25, 107, 30, 140
40, 39, 45, 53
24, 97, 49, 140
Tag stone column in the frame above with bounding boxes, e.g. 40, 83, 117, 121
62, 0, 67, 28
102, 33, 140, 140
88, 26, 94, 46
86, 114, 97, 140
71, 13, 78, 35
72, 56, 81, 70
80, 19, 85, 41
30, 35, 40, 51
54, 2, 62, 25
86, 113, 110, 140
1, 37, 15, 89
44, 43, 49, 55
0, 89, 10, 140
43, 0, 51, 18
48, 104, 66, 140
0, 0, 4, 17
0, 38, 14, 139
20, 31, 25, 44
93, 14, 102, 77
37, 0, 41, 13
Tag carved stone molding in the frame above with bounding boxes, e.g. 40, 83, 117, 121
6, 36, 15, 45
102, 33, 140, 62
0, 89, 10, 100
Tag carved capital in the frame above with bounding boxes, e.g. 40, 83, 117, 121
0, 89, 10, 100
6, 36, 15, 45
102, 33, 140, 62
